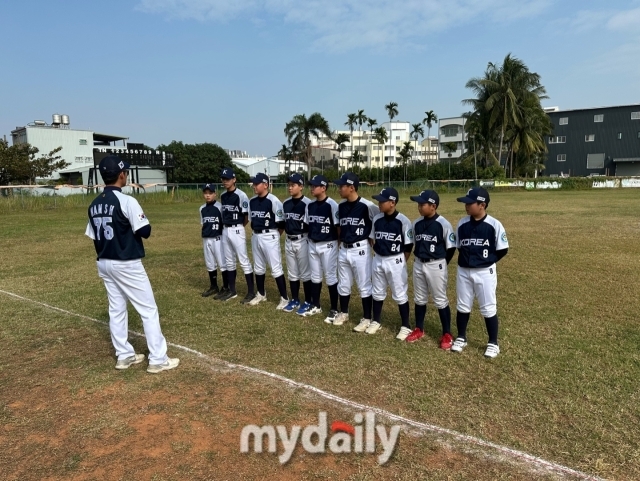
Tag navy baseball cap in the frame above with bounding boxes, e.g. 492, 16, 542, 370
202, 183, 216, 192
309, 174, 329, 187
220, 167, 236, 179
99, 155, 130, 178
287, 173, 304, 185
410, 189, 440, 206
334, 172, 359, 187
372, 187, 399, 203
457, 187, 490, 205
250, 172, 269, 184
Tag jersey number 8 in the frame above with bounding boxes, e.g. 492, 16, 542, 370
93, 217, 114, 240
482, 249, 489, 258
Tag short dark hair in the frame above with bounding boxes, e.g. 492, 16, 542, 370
103, 175, 119, 185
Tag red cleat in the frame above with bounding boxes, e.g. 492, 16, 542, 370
440, 333, 454, 350
405, 328, 424, 343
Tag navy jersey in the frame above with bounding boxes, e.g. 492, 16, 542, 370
456, 214, 509, 268
248, 193, 284, 231
413, 214, 456, 260
220, 188, 250, 225
283, 196, 311, 235
200, 201, 223, 238
338, 197, 380, 244
85, 187, 149, 260
305, 197, 339, 242
370, 211, 413, 256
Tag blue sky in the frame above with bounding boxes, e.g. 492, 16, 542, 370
2, 0, 639, 156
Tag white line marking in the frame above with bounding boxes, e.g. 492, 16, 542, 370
0, 289, 603, 480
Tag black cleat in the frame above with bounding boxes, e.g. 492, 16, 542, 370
240, 292, 256, 305
213, 287, 230, 300
201, 286, 219, 297
218, 290, 238, 302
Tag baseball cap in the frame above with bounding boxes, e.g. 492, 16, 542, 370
287, 173, 304, 185
250, 172, 269, 184
309, 174, 329, 187
457, 187, 490, 205
372, 187, 399, 203
99, 155, 130, 178
410, 189, 440, 206
202, 183, 216, 192
333, 172, 359, 188
220, 167, 236, 179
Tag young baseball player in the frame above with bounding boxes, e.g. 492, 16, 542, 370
200, 183, 228, 297
217, 167, 255, 303
305, 174, 340, 320
357, 187, 413, 336
333, 172, 380, 327
282, 173, 313, 313
247, 172, 289, 309
85, 155, 179, 374
405, 190, 457, 347
452, 187, 509, 358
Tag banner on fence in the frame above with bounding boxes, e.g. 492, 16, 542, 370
494, 180, 525, 187
621, 178, 640, 188
526, 181, 562, 190
592, 179, 620, 188
479, 180, 494, 187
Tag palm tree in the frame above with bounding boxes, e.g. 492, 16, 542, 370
410, 123, 424, 168
422, 110, 438, 163
344, 113, 357, 169
443, 142, 457, 179
284, 113, 332, 180
355, 109, 367, 166
278, 144, 294, 174
384, 102, 399, 183
366, 117, 377, 169
373, 126, 388, 184
333, 132, 350, 172
398, 141, 413, 187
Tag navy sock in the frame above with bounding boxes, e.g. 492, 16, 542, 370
245, 273, 255, 295
362, 296, 372, 320
303, 280, 313, 304
275, 275, 288, 299
208, 270, 217, 289
221, 270, 229, 289
328, 283, 338, 311
228, 270, 237, 293
339, 294, 350, 313
456, 311, 471, 340
290, 280, 300, 301
415, 304, 427, 331
398, 302, 410, 328
372, 299, 383, 323
256, 274, 266, 296
484, 315, 499, 345
312, 282, 322, 308
438, 305, 451, 335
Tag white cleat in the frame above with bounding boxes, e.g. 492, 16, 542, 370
353, 318, 371, 333
484, 343, 500, 358
451, 337, 468, 353
365, 321, 382, 334
395, 326, 412, 341
332, 312, 349, 326
248, 292, 267, 306
276, 297, 289, 310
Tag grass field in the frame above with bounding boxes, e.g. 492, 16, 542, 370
1, 188, 639, 480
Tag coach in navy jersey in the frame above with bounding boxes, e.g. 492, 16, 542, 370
333, 172, 380, 327
85, 155, 179, 374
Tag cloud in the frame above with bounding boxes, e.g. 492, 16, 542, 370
137, 0, 555, 51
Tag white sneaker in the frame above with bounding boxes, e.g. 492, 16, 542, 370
333, 312, 349, 326
484, 343, 500, 358
147, 358, 180, 374
451, 337, 467, 353
276, 297, 289, 310
305, 306, 323, 317
324, 309, 339, 324
395, 326, 412, 341
115, 353, 145, 370
248, 292, 267, 306
353, 318, 371, 333
365, 321, 382, 334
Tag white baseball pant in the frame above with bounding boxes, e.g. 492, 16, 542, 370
203, 236, 226, 272
338, 242, 372, 297
96, 259, 168, 365
372, 254, 408, 304
251, 231, 284, 277
413, 258, 449, 309
456, 265, 497, 317
308, 240, 338, 285
285, 235, 311, 282
223, 226, 253, 274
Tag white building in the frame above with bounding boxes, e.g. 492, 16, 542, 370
438, 116, 467, 161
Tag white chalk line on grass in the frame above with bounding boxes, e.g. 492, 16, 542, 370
0, 289, 602, 481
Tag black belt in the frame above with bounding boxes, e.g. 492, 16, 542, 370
419, 257, 442, 263
254, 229, 275, 234
342, 241, 365, 249
205, 236, 221, 240
287, 234, 306, 241
224, 224, 241, 228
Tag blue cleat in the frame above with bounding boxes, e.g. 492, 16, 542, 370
296, 302, 313, 316
283, 299, 301, 313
